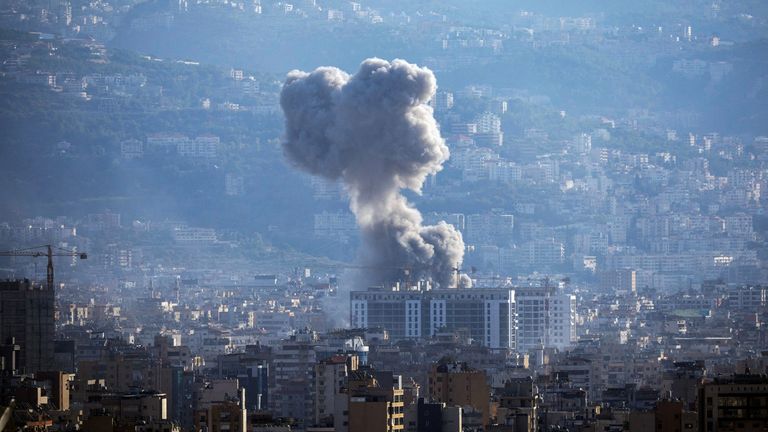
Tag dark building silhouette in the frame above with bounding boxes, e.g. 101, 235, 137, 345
0, 279, 55, 373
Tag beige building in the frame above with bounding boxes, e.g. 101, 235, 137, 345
428, 361, 490, 428
35, 371, 73, 411
347, 370, 405, 432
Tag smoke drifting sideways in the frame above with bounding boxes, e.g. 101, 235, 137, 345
280, 58, 468, 288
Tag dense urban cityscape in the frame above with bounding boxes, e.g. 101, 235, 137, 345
0, 1, 767, 431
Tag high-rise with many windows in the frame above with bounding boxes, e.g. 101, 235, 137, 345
0, 280, 55, 374
515, 284, 576, 353
350, 286, 516, 350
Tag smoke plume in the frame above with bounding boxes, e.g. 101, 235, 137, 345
280, 58, 464, 287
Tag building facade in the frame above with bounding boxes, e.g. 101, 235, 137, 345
347, 370, 405, 432
428, 362, 490, 428
515, 284, 576, 353
0, 280, 55, 374
350, 287, 516, 350
698, 374, 768, 432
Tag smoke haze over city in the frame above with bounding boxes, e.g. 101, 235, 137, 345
0, 1, 767, 431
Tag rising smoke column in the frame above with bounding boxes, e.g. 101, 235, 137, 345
280, 58, 464, 287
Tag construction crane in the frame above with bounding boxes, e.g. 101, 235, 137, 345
0, 244, 87, 290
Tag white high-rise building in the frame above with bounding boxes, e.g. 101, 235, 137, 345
475, 112, 502, 133
351, 286, 516, 350
474, 111, 504, 146
515, 284, 576, 353
351, 283, 576, 353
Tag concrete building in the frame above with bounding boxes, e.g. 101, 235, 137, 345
662, 361, 705, 410
34, 371, 72, 411
515, 284, 576, 353
350, 286, 516, 350
415, 398, 462, 432
347, 370, 405, 432
496, 377, 538, 432
315, 354, 359, 429
77, 353, 162, 394
598, 269, 637, 295
698, 374, 768, 432
428, 361, 490, 428
727, 285, 767, 310
101, 392, 168, 422
653, 399, 697, 432
195, 388, 247, 432
270, 330, 320, 428
0, 280, 55, 373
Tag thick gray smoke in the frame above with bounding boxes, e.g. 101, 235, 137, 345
280, 58, 464, 288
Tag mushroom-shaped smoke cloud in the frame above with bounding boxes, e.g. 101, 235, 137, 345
280, 58, 465, 288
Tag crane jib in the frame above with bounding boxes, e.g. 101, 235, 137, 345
0, 244, 87, 290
